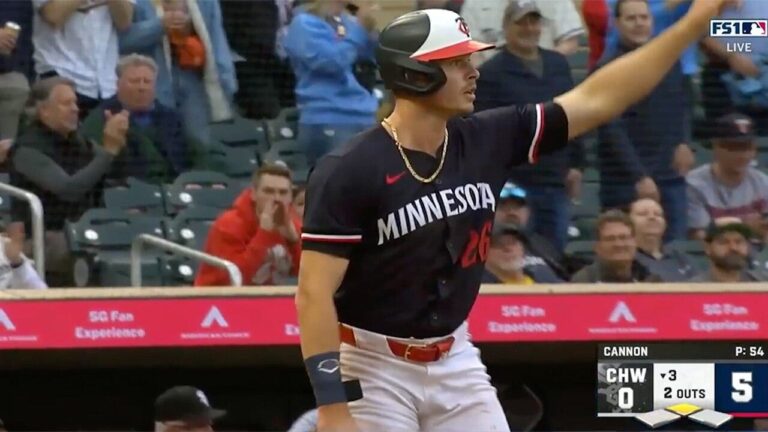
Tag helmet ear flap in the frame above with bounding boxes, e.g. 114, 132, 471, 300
378, 46, 447, 95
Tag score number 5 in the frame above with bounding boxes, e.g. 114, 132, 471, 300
732, 372, 753, 403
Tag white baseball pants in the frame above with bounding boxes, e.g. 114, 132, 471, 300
340, 322, 510, 432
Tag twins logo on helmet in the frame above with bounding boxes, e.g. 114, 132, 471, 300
456, 17, 470, 37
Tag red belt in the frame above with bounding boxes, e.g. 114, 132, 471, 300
339, 324, 454, 363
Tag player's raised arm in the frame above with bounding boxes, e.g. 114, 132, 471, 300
555, 0, 739, 140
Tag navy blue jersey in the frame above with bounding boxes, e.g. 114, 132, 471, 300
301, 103, 569, 338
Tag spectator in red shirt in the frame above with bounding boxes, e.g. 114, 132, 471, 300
581, 0, 609, 70
195, 163, 301, 286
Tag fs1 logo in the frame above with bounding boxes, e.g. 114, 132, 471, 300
710, 20, 768, 37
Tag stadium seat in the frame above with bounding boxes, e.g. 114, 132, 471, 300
565, 240, 596, 262
167, 206, 220, 250
210, 115, 269, 154
65, 208, 167, 287
103, 177, 165, 215
163, 206, 221, 285
206, 141, 260, 179
262, 139, 310, 184
567, 49, 589, 70
265, 107, 299, 142
667, 239, 708, 271
163, 171, 241, 214
571, 183, 601, 218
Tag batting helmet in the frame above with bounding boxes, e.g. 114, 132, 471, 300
376, 9, 495, 96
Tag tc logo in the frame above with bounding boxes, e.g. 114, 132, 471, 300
456, 17, 470, 37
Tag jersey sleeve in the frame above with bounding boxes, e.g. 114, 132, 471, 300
301, 156, 366, 258
460, 102, 569, 171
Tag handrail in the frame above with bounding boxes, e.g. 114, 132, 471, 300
130, 234, 242, 287
0, 182, 44, 275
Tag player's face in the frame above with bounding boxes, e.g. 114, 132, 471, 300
714, 140, 756, 175
616, 0, 653, 47
252, 174, 293, 213
431, 54, 479, 116
488, 234, 525, 272
629, 198, 666, 238
504, 13, 542, 53
706, 232, 749, 272
595, 222, 637, 264
495, 199, 529, 226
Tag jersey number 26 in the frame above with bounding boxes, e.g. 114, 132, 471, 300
461, 221, 492, 268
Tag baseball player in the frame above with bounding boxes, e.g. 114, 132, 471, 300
296, 1, 736, 431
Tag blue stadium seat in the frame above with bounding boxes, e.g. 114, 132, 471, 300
65, 208, 168, 287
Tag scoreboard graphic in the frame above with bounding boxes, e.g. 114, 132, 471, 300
597, 343, 768, 429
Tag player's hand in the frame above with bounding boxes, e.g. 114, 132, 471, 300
565, 168, 583, 200
673, 143, 696, 176
635, 176, 660, 202
317, 403, 359, 432
686, 0, 742, 28
728, 54, 760, 78
260, 201, 277, 232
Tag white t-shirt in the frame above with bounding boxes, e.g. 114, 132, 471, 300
32, 0, 136, 99
460, 0, 585, 66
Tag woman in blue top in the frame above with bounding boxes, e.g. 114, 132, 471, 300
284, 0, 378, 166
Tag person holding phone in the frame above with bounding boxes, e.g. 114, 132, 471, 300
195, 163, 302, 287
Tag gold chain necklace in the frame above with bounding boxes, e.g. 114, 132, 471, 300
381, 118, 448, 184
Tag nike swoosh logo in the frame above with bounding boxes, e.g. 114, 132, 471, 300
385, 171, 406, 185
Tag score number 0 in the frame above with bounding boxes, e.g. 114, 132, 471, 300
618, 387, 634, 409
732, 372, 753, 403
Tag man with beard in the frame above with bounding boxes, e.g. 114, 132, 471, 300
483, 224, 535, 285
690, 216, 768, 282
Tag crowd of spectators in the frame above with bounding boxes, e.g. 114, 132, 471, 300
0, 0, 766, 289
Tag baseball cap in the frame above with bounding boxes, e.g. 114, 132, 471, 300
154, 386, 226, 423
713, 113, 755, 143
499, 182, 527, 202
705, 216, 754, 242
504, 0, 543, 22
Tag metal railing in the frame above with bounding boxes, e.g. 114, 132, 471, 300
0, 183, 44, 275
130, 234, 242, 287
